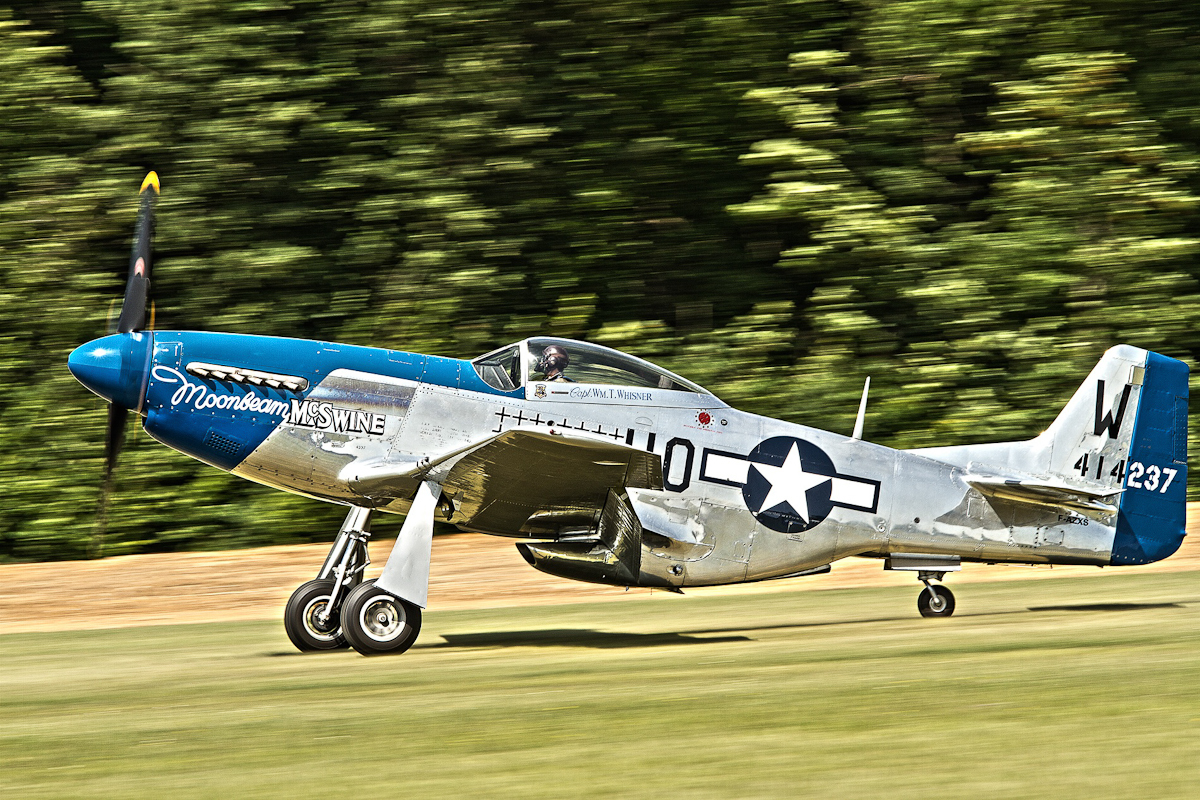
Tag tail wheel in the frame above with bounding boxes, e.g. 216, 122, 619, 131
340, 579, 423, 656
284, 579, 348, 651
918, 585, 956, 618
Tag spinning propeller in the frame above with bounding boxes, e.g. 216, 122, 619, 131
104, 171, 159, 480
68, 172, 160, 552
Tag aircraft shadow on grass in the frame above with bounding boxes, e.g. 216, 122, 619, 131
422, 601, 1190, 651
1026, 602, 1183, 613
428, 629, 751, 649
265, 601, 1193, 656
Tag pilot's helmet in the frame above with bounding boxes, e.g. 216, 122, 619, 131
538, 345, 570, 374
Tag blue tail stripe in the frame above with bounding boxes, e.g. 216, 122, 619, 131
1111, 352, 1188, 565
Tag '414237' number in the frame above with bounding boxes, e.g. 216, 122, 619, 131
1071, 454, 1177, 494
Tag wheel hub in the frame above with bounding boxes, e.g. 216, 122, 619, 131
303, 597, 339, 638
362, 597, 404, 641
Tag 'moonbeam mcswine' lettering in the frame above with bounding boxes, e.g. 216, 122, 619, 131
287, 399, 387, 435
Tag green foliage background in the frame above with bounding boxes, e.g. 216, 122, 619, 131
3, 0, 1200, 559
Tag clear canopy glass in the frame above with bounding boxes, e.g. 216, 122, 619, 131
472, 337, 712, 396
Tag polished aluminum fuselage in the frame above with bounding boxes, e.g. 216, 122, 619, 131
226, 368, 1116, 588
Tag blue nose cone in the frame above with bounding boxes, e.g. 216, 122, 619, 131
68, 333, 152, 409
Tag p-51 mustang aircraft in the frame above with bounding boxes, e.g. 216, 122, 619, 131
69, 175, 1189, 655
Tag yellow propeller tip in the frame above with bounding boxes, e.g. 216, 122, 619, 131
140, 171, 160, 194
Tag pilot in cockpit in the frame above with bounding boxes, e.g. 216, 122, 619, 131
537, 345, 573, 382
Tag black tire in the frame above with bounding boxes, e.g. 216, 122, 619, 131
340, 579, 423, 656
918, 585, 956, 618
284, 579, 349, 651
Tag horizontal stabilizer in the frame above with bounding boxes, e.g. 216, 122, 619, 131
967, 475, 1122, 514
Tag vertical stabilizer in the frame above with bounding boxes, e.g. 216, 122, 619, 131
1040, 346, 1188, 564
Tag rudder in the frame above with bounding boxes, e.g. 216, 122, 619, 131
1111, 352, 1189, 564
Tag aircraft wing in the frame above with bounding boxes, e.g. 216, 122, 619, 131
966, 475, 1122, 514
439, 429, 663, 535
343, 429, 662, 536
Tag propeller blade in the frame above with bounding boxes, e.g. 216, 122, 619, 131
104, 402, 129, 480
116, 171, 160, 334
88, 172, 159, 557
92, 402, 129, 558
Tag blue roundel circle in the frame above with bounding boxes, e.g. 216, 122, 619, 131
742, 437, 838, 534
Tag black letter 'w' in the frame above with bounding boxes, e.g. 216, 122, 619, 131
1094, 380, 1132, 438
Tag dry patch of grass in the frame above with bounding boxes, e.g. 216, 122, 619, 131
3, 506, 1199, 634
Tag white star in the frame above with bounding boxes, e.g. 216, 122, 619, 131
751, 443, 831, 522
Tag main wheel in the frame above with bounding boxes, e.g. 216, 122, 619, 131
340, 579, 423, 656
918, 585, 956, 618
284, 579, 349, 651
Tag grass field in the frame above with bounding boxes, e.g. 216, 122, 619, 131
3, 573, 1200, 799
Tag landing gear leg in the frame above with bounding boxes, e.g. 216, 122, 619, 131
284, 506, 373, 652
341, 481, 440, 656
916, 570, 956, 618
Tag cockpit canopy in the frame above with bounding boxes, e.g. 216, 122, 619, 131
471, 337, 717, 398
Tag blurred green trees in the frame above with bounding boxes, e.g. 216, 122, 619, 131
2, 0, 1199, 559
